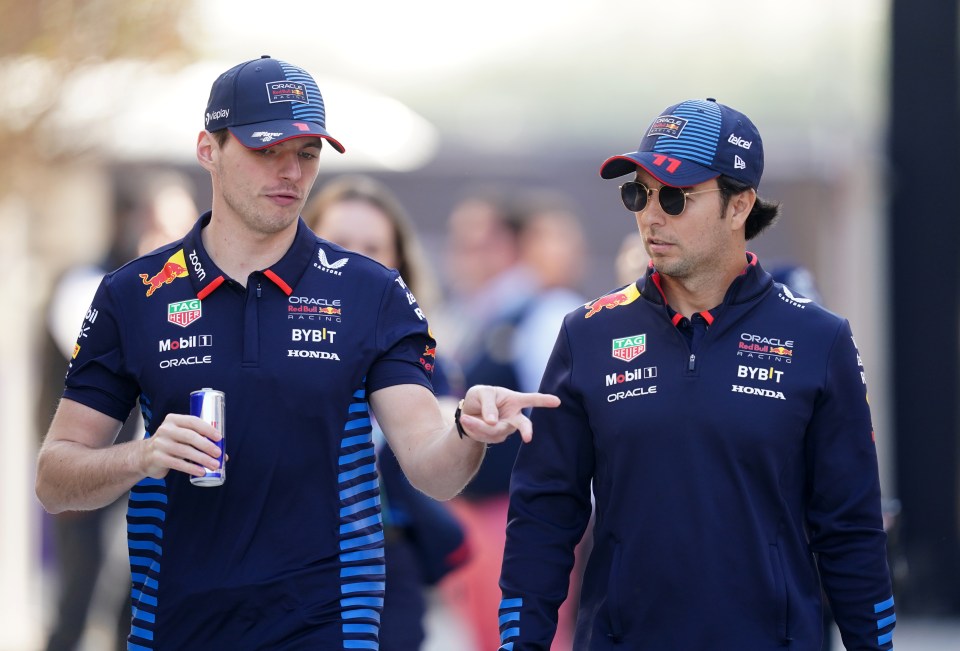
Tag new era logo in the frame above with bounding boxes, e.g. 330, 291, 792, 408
734, 155, 746, 170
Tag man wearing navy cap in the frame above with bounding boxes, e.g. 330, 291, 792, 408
35, 56, 558, 650
497, 99, 895, 650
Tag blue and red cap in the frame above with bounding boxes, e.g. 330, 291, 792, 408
204, 55, 345, 153
600, 98, 762, 188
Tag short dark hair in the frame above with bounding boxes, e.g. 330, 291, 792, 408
211, 128, 230, 147
717, 175, 781, 241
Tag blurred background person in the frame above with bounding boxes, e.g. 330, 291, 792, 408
511, 189, 590, 650
437, 188, 588, 651
510, 190, 589, 395
303, 174, 469, 651
615, 231, 650, 287
431, 188, 535, 366
36, 170, 197, 651
432, 189, 531, 651
434, 189, 533, 509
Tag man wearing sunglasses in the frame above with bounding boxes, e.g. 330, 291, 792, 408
497, 98, 895, 650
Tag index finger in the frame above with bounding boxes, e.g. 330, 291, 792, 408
513, 392, 561, 409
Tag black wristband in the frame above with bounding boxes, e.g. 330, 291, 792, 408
454, 399, 469, 439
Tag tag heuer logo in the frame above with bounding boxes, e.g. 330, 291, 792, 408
168, 299, 202, 328
612, 334, 646, 362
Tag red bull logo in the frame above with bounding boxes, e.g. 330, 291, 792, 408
648, 115, 687, 139
287, 297, 342, 321
419, 345, 437, 372
737, 332, 795, 364
140, 250, 189, 297
584, 283, 641, 319
268, 81, 309, 104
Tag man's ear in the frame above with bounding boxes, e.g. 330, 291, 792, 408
728, 188, 756, 232
196, 131, 217, 171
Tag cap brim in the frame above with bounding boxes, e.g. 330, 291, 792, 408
599, 152, 718, 187
229, 120, 345, 153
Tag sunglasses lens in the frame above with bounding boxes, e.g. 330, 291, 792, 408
620, 182, 648, 212
659, 186, 686, 216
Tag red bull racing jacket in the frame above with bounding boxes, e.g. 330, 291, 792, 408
497, 255, 894, 650
63, 213, 435, 650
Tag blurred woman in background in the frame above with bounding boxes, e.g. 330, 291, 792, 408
304, 175, 468, 651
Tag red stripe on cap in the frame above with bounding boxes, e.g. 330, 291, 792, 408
197, 275, 225, 301
264, 269, 293, 295
241, 132, 346, 154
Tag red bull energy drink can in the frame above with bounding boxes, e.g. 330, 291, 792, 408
189, 388, 226, 487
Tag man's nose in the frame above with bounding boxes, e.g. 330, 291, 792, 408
278, 152, 303, 180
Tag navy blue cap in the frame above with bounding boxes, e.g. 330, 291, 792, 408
600, 98, 762, 188
204, 55, 345, 153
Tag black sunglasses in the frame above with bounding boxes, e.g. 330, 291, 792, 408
619, 181, 721, 216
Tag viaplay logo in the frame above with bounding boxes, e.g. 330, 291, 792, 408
205, 108, 229, 126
